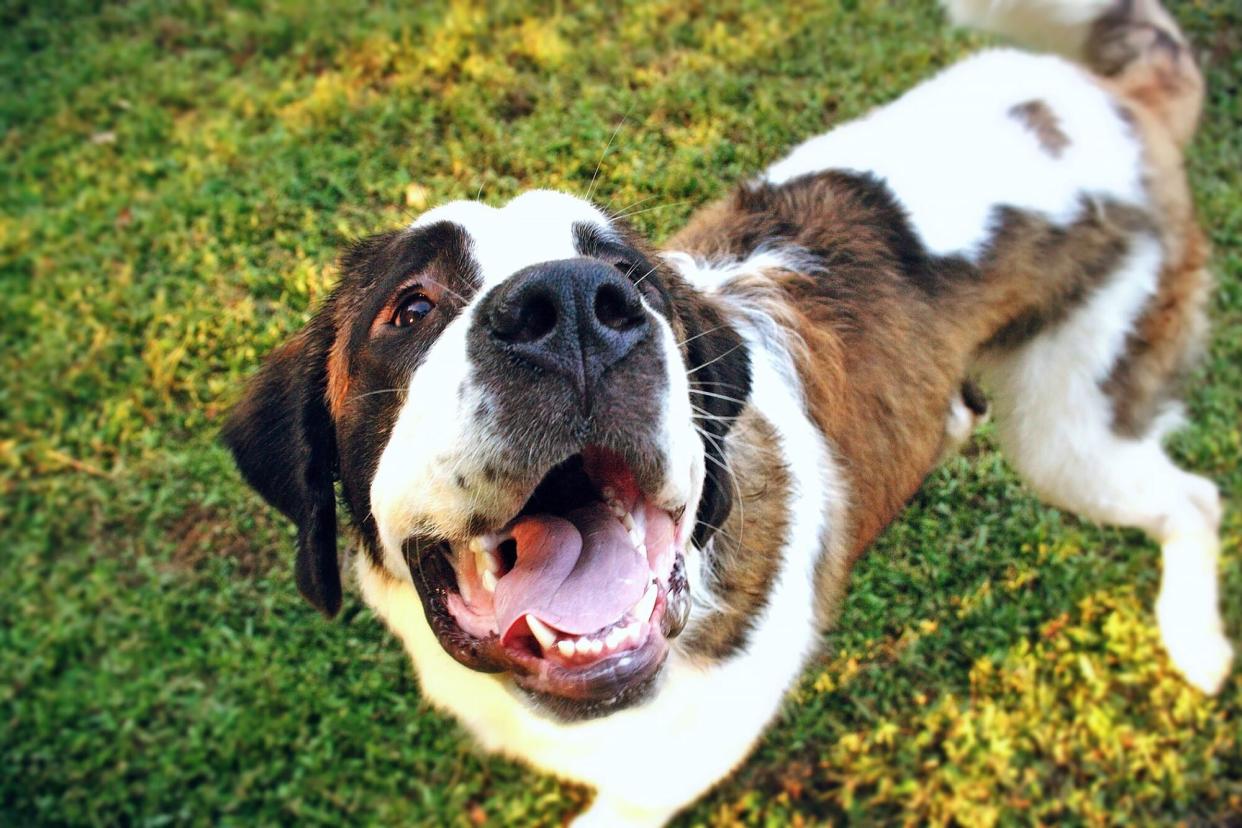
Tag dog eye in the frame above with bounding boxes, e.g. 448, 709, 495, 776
393, 293, 435, 327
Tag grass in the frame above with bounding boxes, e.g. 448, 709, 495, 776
2, 0, 1239, 824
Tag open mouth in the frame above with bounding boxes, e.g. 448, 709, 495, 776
408, 446, 691, 716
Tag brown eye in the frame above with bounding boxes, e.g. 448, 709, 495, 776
393, 293, 435, 327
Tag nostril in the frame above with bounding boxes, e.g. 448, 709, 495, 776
494, 291, 558, 344
594, 283, 644, 332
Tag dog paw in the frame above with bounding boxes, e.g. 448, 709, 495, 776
1158, 606, 1234, 695
572, 798, 672, 828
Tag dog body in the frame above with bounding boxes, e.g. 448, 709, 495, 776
225, 1, 1230, 824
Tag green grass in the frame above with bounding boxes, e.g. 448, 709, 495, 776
2, 0, 1239, 824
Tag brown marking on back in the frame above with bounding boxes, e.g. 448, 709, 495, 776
1009, 100, 1070, 158
681, 410, 791, 661
669, 170, 1174, 631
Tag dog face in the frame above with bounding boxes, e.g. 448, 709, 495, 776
224, 190, 750, 719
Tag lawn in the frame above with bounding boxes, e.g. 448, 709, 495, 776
2, 0, 1239, 824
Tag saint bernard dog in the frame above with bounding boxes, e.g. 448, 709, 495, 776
224, 0, 1232, 823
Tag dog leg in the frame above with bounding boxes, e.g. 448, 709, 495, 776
941, 380, 989, 460
987, 380, 1230, 693
978, 238, 1232, 694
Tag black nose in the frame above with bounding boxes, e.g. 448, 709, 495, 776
481, 257, 649, 408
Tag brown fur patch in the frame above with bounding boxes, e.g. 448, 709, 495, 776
669, 169, 1179, 633
682, 173, 975, 565
1009, 100, 1070, 157
975, 199, 1155, 351
1102, 226, 1211, 437
326, 332, 351, 418
681, 409, 792, 660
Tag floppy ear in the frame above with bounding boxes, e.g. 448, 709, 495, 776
666, 283, 751, 549
221, 320, 341, 617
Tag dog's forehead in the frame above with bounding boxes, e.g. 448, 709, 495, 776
411, 189, 615, 289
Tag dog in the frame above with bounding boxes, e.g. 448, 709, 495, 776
223, 0, 1231, 823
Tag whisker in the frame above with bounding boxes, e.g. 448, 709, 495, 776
608, 192, 660, 217
693, 377, 749, 392
633, 262, 660, 288
586, 106, 633, 203
687, 342, 746, 376
347, 387, 406, 404
420, 275, 471, 305
677, 324, 728, 347
612, 200, 691, 221
689, 409, 736, 423
694, 516, 743, 550
688, 388, 750, 406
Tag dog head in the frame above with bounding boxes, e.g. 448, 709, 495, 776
223, 190, 750, 718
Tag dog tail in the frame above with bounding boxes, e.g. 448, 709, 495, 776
940, 0, 1113, 58
941, 0, 1204, 147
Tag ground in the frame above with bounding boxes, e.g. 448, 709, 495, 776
2, 0, 1240, 824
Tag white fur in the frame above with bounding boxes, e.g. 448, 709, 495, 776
414, 190, 614, 288
662, 245, 822, 294
940, 0, 1116, 57
359, 302, 843, 826
765, 49, 1144, 260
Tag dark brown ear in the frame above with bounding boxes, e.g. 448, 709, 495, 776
664, 280, 751, 549
221, 320, 341, 617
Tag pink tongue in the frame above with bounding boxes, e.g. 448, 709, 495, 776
494, 502, 649, 640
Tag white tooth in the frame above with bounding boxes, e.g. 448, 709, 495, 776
633, 583, 656, 622
476, 548, 498, 575
576, 637, 593, 655
469, 537, 485, 553
589, 639, 604, 655
481, 569, 498, 593
557, 640, 576, 658
605, 629, 624, 650
526, 615, 558, 651
621, 513, 636, 531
